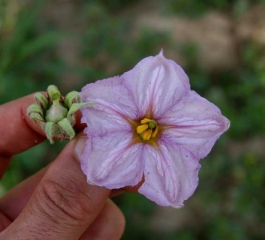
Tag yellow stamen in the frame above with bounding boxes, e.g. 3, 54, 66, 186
136, 124, 149, 134
140, 118, 152, 124
152, 126, 158, 138
143, 129, 152, 141
136, 118, 159, 142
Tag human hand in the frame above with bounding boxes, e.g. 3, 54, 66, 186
0, 94, 125, 240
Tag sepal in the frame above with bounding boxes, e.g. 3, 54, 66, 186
27, 85, 94, 143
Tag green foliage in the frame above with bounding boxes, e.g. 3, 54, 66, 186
95, 0, 136, 11
81, 2, 172, 81
167, 0, 265, 18
0, 0, 63, 104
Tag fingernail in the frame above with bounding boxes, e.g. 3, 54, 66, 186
74, 136, 87, 161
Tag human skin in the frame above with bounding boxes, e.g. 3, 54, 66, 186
0, 94, 132, 240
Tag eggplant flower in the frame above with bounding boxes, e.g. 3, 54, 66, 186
80, 52, 230, 207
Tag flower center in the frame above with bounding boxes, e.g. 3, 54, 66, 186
136, 118, 159, 141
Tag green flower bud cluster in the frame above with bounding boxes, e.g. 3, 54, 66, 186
27, 85, 94, 144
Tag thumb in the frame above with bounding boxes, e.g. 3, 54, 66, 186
4, 137, 110, 240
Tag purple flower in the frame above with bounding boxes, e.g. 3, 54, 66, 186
80, 52, 230, 207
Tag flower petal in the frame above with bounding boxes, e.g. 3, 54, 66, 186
139, 141, 200, 207
122, 51, 190, 117
160, 91, 230, 159
81, 76, 139, 120
81, 105, 131, 137
80, 130, 144, 189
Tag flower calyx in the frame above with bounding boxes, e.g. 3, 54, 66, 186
136, 118, 159, 141
27, 85, 95, 144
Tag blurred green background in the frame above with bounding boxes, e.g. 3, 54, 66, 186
1, 0, 265, 239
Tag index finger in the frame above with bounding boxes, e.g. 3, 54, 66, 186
0, 94, 46, 177
0, 94, 47, 156
0, 93, 86, 158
